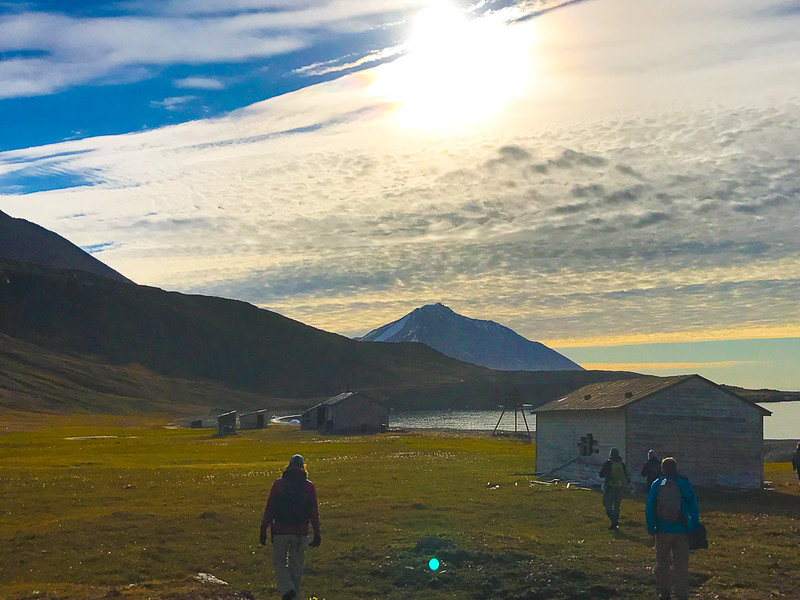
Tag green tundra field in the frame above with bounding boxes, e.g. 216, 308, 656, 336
1, 417, 798, 600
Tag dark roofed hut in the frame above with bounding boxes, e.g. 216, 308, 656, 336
216, 410, 237, 436
533, 375, 771, 489
240, 409, 269, 430
301, 391, 389, 433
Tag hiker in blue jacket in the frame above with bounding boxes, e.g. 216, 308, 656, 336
645, 457, 699, 600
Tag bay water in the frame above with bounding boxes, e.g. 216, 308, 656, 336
389, 403, 800, 439
390, 409, 536, 433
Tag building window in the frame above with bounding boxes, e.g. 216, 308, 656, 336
579, 433, 599, 456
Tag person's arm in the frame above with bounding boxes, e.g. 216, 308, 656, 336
645, 481, 659, 534
640, 462, 648, 477
260, 481, 279, 544
682, 480, 700, 531
598, 461, 609, 479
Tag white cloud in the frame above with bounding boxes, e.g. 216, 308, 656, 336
173, 76, 226, 90
150, 95, 198, 110
0, 10, 301, 98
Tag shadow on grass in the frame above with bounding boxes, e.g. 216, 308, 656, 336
698, 487, 800, 519
330, 535, 655, 600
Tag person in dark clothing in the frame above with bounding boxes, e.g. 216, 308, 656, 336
792, 442, 800, 483
641, 449, 661, 491
260, 454, 321, 600
599, 447, 630, 530
645, 457, 699, 600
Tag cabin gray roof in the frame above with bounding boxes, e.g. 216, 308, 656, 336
320, 391, 360, 406
535, 374, 771, 415
240, 409, 268, 417
303, 390, 384, 414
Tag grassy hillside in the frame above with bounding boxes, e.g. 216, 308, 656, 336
0, 258, 637, 414
0, 333, 288, 416
0, 419, 797, 600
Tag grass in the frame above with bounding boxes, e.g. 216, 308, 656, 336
0, 417, 798, 600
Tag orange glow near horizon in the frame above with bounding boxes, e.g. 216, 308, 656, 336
579, 361, 746, 372
543, 324, 800, 349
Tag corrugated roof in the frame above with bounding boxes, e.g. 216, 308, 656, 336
535, 375, 694, 412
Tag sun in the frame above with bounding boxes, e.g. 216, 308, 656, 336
368, 2, 534, 131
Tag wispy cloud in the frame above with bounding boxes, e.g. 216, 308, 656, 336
174, 76, 226, 90
293, 46, 405, 77
150, 96, 198, 111
0, 10, 306, 98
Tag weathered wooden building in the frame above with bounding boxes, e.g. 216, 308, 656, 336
534, 375, 771, 489
217, 410, 237, 436
240, 409, 269, 430
301, 391, 389, 433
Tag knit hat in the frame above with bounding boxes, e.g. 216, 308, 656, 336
610, 448, 620, 460
288, 454, 304, 468
661, 457, 678, 477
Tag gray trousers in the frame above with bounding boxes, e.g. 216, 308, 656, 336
272, 534, 308, 597
655, 532, 690, 600
602, 486, 625, 525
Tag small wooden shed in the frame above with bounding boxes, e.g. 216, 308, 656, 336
301, 391, 389, 433
217, 410, 237, 436
534, 375, 771, 489
240, 409, 269, 430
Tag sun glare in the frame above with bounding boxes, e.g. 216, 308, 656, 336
368, 3, 534, 131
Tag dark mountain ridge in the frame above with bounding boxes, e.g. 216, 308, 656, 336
0, 209, 131, 283
0, 258, 637, 413
359, 302, 583, 371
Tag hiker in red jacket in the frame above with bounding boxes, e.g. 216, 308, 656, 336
260, 454, 321, 600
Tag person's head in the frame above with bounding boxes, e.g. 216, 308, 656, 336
648, 449, 657, 460
661, 457, 678, 477
288, 454, 304, 469
609, 448, 621, 460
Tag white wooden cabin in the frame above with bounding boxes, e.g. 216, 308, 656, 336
534, 375, 771, 489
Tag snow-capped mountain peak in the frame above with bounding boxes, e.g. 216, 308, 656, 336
358, 303, 583, 372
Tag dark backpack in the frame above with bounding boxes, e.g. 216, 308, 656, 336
273, 478, 310, 527
656, 478, 684, 523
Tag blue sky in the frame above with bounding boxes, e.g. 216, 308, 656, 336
2, 0, 800, 390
